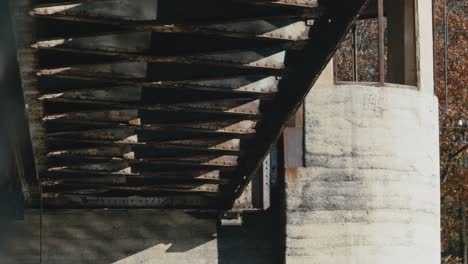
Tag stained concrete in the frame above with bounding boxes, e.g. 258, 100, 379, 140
285, 84, 440, 264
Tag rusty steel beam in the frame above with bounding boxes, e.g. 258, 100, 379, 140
229, 0, 370, 206
46, 121, 257, 137
30, 2, 319, 21
40, 98, 263, 118
45, 169, 230, 184
40, 75, 281, 95
31, 8, 318, 24
33, 0, 320, 10
41, 182, 222, 194
30, 12, 312, 41
47, 147, 239, 159
47, 154, 239, 167
13, 0, 371, 209
41, 85, 275, 97
237, 0, 319, 8
33, 0, 319, 9
48, 138, 241, 152
35, 64, 283, 82
35, 47, 288, 70
47, 141, 240, 159
31, 0, 106, 8
40, 195, 221, 209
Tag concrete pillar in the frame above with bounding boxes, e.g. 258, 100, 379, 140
284, 1, 440, 263
414, 0, 435, 94
285, 84, 440, 264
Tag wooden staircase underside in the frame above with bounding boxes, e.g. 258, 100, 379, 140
11, 0, 368, 210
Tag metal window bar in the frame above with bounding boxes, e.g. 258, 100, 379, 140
352, 24, 359, 82
333, 0, 386, 85
442, 2, 467, 114
333, 22, 359, 83
377, 0, 385, 86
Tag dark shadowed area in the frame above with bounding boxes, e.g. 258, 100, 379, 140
0, 0, 35, 222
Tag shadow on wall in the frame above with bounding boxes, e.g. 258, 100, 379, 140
218, 147, 283, 264
0, 210, 218, 264
217, 208, 283, 264
0, 208, 283, 264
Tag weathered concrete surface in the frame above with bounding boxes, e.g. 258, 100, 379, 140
285, 84, 440, 264
0, 208, 281, 264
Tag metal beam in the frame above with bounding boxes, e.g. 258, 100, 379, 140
40, 195, 221, 209
35, 47, 288, 70
46, 122, 257, 137
30, 13, 313, 41
40, 98, 263, 118
229, 0, 370, 205
378, 0, 385, 85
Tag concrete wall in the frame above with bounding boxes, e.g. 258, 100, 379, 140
285, 84, 440, 264
0, 208, 281, 264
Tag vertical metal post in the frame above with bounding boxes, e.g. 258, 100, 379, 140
432, 0, 437, 94
443, 0, 449, 114
333, 55, 338, 83
378, 0, 385, 86
352, 23, 359, 82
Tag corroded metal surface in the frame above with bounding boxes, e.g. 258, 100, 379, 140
11, 0, 367, 209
